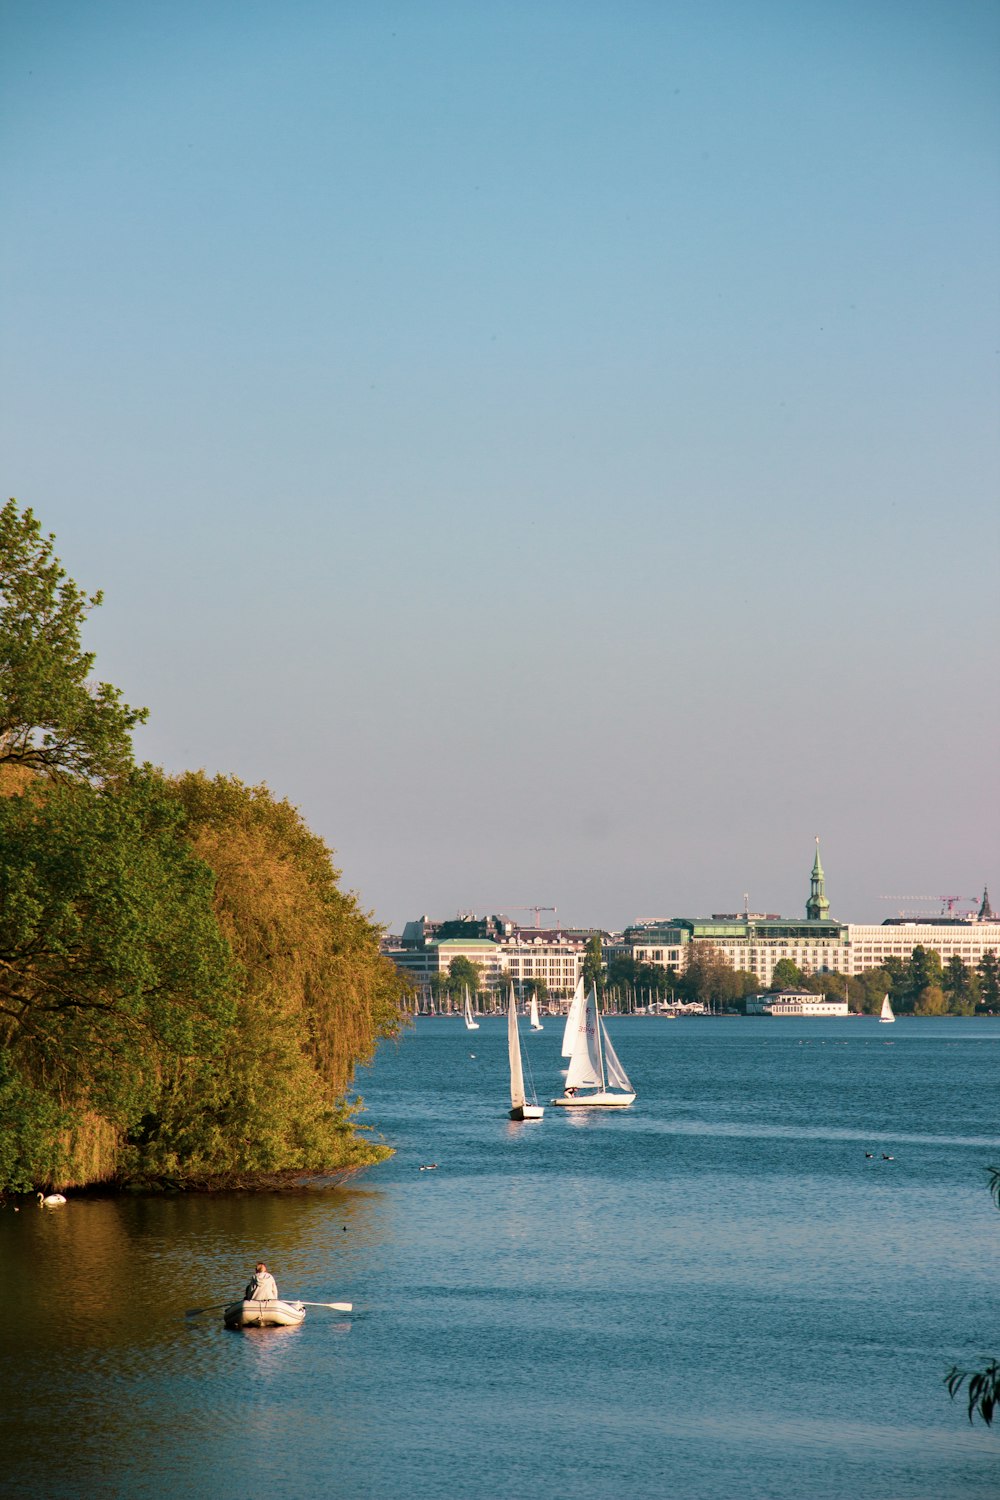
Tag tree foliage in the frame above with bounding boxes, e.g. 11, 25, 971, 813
769, 958, 805, 992
0, 500, 146, 782
583, 935, 604, 990
945, 1166, 1000, 1426
853, 968, 896, 1015
129, 772, 408, 1185
676, 945, 752, 1007
447, 956, 483, 1001
0, 771, 235, 1188
978, 953, 1000, 1010
0, 503, 410, 1192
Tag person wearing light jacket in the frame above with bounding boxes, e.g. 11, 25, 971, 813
245, 1262, 278, 1301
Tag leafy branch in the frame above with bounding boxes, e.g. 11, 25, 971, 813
944, 1165, 1000, 1426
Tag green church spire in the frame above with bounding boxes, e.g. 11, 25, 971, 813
806, 837, 830, 920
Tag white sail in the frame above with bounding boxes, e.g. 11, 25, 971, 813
601, 1021, 633, 1094
562, 977, 584, 1057
564, 986, 603, 1091
879, 993, 895, 1024
464, 986, 480, 1030
529, 994, 543, 1030
508, 986, 526, 1109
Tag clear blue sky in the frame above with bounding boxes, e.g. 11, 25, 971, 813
2, 1, 997, 931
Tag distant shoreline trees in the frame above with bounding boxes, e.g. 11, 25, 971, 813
0, 500, 407, 1193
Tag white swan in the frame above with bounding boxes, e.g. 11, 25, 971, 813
37, 1192, 67, 1206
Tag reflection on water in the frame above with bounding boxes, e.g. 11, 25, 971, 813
2, 1018, 999, 1499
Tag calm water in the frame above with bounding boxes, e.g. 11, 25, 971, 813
2, 1016, 998, 1499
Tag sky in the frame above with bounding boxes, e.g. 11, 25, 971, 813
2, 0, 998, 933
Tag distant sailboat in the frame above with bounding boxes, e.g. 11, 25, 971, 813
464, 986, 480, 1031
552, 985, 636, 1108
529, 993, 544, 1031
508, 985, 544, 1120
879, 993, 895, 1024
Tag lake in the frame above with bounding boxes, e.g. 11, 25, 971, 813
2, 1015, 998, 1498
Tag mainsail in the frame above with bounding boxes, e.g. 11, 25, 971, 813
564, 986, 603, 1091
508, 985, 526, 1110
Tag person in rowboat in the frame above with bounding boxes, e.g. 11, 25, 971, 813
245, 1262, 278, 1301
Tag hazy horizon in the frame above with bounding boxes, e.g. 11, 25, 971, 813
3, 2, 997, 934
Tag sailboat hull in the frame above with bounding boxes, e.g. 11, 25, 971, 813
510, 1104, 545, 1120
551, 1091, 635, 1108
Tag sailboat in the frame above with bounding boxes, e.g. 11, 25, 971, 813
464, 986, 480, 1030
529, 992, 544, 1031
879, 993, 895, 1024
508, 985, 544, 1120
552, 985, 636, 1108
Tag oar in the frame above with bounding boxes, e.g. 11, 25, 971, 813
185, 1298, 353, 1317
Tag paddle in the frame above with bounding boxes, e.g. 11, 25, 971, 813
185, 1298, 353, 1317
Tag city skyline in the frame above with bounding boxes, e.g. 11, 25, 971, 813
2, 3, 997, 935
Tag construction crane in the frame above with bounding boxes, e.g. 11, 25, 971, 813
503, 905, 558, 929
879, 895, 979, 916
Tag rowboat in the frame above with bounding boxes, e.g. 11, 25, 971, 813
223, 1298, 306, 1329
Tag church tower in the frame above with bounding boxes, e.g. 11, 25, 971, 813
806, 838, 830, 921
980, 886, 994, 921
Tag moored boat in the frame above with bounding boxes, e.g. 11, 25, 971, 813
223, 1298, 306, 1329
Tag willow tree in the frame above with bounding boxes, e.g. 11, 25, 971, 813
131, 773, 408, 1185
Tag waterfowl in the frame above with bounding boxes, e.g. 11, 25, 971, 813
37, 1192, 67, 1206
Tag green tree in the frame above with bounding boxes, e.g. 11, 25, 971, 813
882, 955, 910, 1010
855, 967, 896, 1015
0, 771, 235, 1189
583, 934, 604, 989
908, 946, 943, 1008
528, 977, 549, 1003
140, 773, 408, 1185
448, 956, 482, 1004
978, 953, 1000, 1011
946, 1167, 1000, 1425
0, 500, 146, 782
769, 958, 805, 991
942, 957, 980, 1015
677, 945, 737, 1007
914, 984, 948, 1016
607, 954, 639, 991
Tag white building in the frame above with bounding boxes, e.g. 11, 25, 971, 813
385, 931, 586, 1006
619, 857, 999, 987
746, 991, 850, 1017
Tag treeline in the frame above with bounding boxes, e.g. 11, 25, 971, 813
0, 501, 408, 1193
607, 948, 759, 1008
767, 949, 998, 1015
605, 946, 999, 1015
